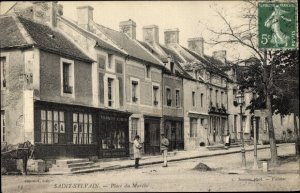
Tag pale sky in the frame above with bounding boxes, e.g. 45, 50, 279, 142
0, 1, 251, 60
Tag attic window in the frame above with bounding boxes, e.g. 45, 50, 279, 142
48, 34, 55, 39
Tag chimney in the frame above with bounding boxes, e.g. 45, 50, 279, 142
77, 5, 94, 31
212, 50, 227, 64
14, 2, 61, 27
164, 28, 179, 46
32, 1, 59, 27
119, 19, 136, 39
188, 37, 204, 56
143, 25, 159, 45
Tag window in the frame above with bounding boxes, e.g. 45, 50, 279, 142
175, 90, 180, 107
221, 92, 224, 105
280, 115, 284, 125
200, 118, 204, 126
190, 118, 197, 137
131, 118, 139, 141
73, 113, 93, 144
264, 117, 269, 131
1, 57, 6, 89
242, 116, 247, 131
170, 62, 174, 73
215, 90, 218, 107
209, 88, 213, 104
108, 78, 114, 107
234, 115, 238, 133
132, 80, 139, 103
192, 91, 195, 107
146, 65, 151, 79
166, 88, 171, 106
41, 110, 65, 144
98, 55, 106, 69
200, 93, 203, 107
108, 54, 113, 69
1, 110, 5, 142
63, 62, 72, 94
153, 85, 159, 106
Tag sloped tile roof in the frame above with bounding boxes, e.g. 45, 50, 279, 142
96, 24, 162, 66
17, 17, 94, 63
0, 16, 29, 48
0, 16, 94, 63
181, 47, 229, 78
159, 44, 184, 64
59, 16, 124, 55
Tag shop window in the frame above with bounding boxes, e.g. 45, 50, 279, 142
132, 80, 139, 103
73, 113, 93, 144
153, 85, 159, 106
1, 57, 6, 89
41, 110, 65, 144
101, 116, 126, 150
108, 78, 114, 107
131, 118, 139, 141
175, 90, 180, 107
1, 110, 5, 142
166, 88, 171, 106
190, 118, 198, 137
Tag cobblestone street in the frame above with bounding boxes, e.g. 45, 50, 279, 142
1, 144, 299, 192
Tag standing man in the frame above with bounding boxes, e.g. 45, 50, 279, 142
133, 135, 142, 169
161, 133, 169, 167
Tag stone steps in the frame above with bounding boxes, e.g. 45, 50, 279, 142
48, 158, 101, 174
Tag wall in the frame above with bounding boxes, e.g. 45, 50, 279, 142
183, 78, 208, 150
1, 50, 25, 145
39, 51, 93, 107
163, 74, 183, 118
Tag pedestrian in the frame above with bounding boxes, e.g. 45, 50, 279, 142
133, 135, 142, 169
161, 133, 169, 167
225, 133, 231, 149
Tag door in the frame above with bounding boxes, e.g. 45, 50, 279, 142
144, 118, 160, 155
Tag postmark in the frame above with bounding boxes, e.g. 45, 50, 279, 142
258, 2, 297, 49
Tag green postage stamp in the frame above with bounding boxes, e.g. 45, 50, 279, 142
258, 2, 297, 49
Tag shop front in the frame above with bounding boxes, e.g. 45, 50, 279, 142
144, 116, 161, 155
33, 101, 131, 159
97, 110, 131, 158
164, 116, 184, 151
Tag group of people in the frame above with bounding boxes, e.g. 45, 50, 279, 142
133, 133, 169, 169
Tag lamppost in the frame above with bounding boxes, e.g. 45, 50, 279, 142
252, 110, 260, 170
236, 90, 246, 169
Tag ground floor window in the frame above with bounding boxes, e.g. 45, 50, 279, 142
131, 118, 139, 141
41, 110, 65, 144
73, 113, 93, 144
101, 115, 127, 150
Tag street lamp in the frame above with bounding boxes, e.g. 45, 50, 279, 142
252, 110, 260, 170
235, 90, 246, 169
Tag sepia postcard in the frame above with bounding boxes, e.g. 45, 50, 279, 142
0, 0, 299, 192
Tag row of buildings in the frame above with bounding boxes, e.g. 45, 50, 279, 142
1, 2, 298, 160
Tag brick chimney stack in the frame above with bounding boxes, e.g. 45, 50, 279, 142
164, 28, 179, 46
77, 5, 94, 31
143, 25, 159, 45
119, 19, 136, 39
188, 37, 204, 56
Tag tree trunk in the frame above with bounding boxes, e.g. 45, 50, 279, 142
266, 94, 278, 165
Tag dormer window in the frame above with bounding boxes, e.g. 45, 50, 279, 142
170, 62, 174, 73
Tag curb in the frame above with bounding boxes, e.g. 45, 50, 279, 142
98, 145, 273, 172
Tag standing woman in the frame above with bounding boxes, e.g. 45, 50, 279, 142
133, 135, 142, 169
